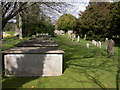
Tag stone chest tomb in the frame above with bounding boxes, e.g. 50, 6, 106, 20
3, 38, 64, 77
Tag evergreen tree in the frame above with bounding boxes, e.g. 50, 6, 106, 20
76, 2, 110, 40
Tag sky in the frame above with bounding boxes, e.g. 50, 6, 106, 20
8, 2, 89, 23
44, 2, 89, 22
66, 2, 89, 18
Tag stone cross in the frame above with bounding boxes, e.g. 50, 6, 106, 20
107, 39, 115, 55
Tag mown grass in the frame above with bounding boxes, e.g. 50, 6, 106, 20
2, 36, 30, 51
2, 35, 119, 88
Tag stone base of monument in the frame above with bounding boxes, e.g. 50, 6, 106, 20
3, 47, 64, 77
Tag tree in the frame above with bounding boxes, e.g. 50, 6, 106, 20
76, 2, 110, 40
56, 14, 76, 32
109, 2, 120, 90
1, 2, 36, 29
109, 2, 120, 38
1, 2, 71, 30
21, 3, 57, 37
2, 2, 72, 39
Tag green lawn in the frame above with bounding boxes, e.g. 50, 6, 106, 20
2, 36, 30, 51
2, 35, 119, 88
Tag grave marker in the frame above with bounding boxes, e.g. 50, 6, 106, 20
86, 43, 90, 48
107, 39, 115, 55
77, 36, 80, 42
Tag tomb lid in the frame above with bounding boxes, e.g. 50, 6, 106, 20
2, 47, 64, 54
14, 39, 58, 47
15, 42, 59, 47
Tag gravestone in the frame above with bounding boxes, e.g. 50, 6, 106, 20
67, 30, 73, 35
107, 39, 115, 55
98, 41, 101, 48
84, 34, 87, 40
77, 36, 80, 42
86, 43, 90, 48
96, 42, 99, 47
105, 38, 108, 50
92, 40, 97, 46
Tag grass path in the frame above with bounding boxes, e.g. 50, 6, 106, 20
2, 35, 119, 88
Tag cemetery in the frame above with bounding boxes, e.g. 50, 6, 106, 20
1, 1, 120, 89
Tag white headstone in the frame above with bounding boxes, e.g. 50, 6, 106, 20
84, 34, 87, 40
86, 43, 90, 48
96, 42, 99, 47
77, 36, 80, 42
98, 41, 102, 48
105, 38, 109, 50
92, 40, 96, 45
92, 40, 97, 46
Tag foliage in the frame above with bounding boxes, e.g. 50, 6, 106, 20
74, 2, 120, 41
22, 17, 55, 37
75, 2, 110, 40
22, 5, 55, 37
56, 14, 76, 32
1, 2, 36, 29
109, 2, 120, 38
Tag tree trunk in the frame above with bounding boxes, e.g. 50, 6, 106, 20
19, 13, 22, 39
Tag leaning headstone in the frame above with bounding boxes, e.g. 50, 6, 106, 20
107, 39, 115, 55
92, 40, 97, 46
86, 43, 90, 48
77, 36, 80, 42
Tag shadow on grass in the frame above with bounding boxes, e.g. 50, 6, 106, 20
54, 35, 119, 88
2, 77, 38, 88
